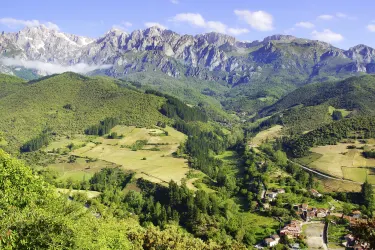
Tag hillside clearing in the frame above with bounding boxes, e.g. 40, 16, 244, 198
302, 141, 375, 184
251, 125, 283, 147
71, 125, 190, 184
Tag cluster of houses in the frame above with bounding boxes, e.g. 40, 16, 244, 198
264, 188, 322, 204
280, 220, 303, 238
295, 203, 331, 221
256, 220, 303, 249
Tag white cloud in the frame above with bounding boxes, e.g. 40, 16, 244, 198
311, 29, 344, 43
112, 21, 133, 31
234, 10, 273, 31
171, 13, 206, 27
227, 28, 250, 35
336, 12, 347, 18
144, 22, 167, 30
206, 21, 227, 33
122, 21, 132, 27
0, 57, 112, 74
295, 21, 315, 29
0, 17, 59, 30
170, 13, 249, 35
367, 24, 375, 32
170, 0, 179, 4
318, 15, 334, 20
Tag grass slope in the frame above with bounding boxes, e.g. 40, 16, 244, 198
0, 72, 168, 150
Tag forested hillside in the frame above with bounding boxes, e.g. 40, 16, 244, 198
282, 116, 375, 157
0, 73, 168, 151
261, 75, 375, 116
249, 75, 375, 134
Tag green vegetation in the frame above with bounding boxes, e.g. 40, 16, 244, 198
0, 149, 247, 249
253, 75, 375, 134
20, 131, 50, 152
0, 72, 168, 152
328, 217, 350, 248
283, 116, 375, 157
84, 117, 119, 136
361, 180, 374, 216
262, 75, 375, 116
2, 70, 375, 249
131, 140, 148, 151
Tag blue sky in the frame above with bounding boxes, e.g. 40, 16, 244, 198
0, 0, 374, 49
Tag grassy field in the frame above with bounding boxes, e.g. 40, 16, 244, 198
328, 222, 349, 249
56, 188, 101, 199
328, 106, 351, 117
318, 176, 362, 193
47, 157, 118, 182
240, 212, 279, 241
305, 141, 375, 184
70, 125, 190, 185
251, 125, 283, 147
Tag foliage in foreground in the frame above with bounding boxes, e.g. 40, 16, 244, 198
0, 149, 246, 249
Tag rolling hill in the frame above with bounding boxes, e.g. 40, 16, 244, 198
0, 72, 168, 150
256, 75, 375, 133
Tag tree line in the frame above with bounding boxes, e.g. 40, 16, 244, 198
84, 117, 119, 136
282, 116, 375, 157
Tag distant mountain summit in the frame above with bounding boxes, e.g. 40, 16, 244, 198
1, 25, 375, 87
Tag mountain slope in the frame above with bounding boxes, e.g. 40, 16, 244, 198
261, 75, 375, 115
0, 72, 168, 150
255, 75, 375, 133
2, 26, 375, 113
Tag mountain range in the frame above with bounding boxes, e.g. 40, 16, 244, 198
1, 25, 375, 113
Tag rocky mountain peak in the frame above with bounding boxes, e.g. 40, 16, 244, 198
1, 26, 375, 85
345, 44, 375, 62
262, 34, 296, 43
195, 32, 236, 46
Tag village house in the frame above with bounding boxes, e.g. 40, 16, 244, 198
263, 234, 280, 247
280, 220, 303, 238
316, 208, 328, 218
310, 189, 322, 197
303, 207, 329, 221
265, 189, 286, 202
267, 192, 278, 200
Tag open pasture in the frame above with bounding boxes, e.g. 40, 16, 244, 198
306, 141, 375, 184
251, 125, 283, 147
71, 126, 189, 184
